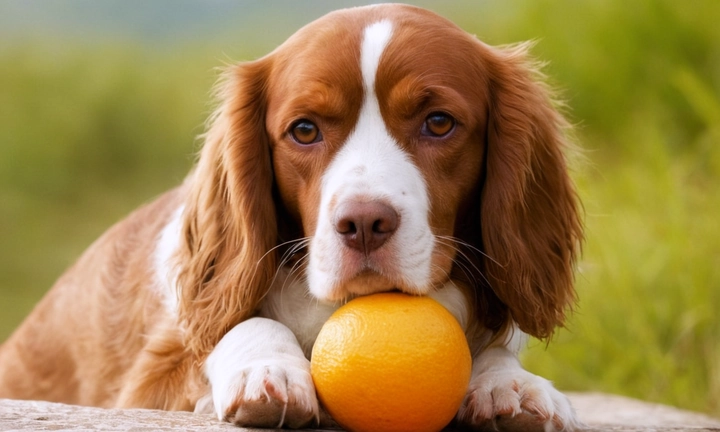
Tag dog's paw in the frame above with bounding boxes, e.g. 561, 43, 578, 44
456, 368, 580, 431
217, 360, 319, 428
204, 318, 320, 428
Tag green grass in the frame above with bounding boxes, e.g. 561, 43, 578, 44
504, 0, 720, 416
0, 44, 207, 333
1, 0, 719, 419
523, 132, 720, 415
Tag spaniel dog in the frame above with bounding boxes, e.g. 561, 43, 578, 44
0, 4, 583, 431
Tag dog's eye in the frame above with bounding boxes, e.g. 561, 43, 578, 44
290, 120, 322, 145
422, 112, 455, 137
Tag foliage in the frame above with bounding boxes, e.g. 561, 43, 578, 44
493, 0, 720, 416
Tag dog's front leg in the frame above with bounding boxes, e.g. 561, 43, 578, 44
199, 317, 319, 428
456, 333, 580, 432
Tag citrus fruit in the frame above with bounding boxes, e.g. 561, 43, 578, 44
310, 292, 472, 432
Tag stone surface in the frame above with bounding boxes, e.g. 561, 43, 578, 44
0, 399, 241, 432
1, 393, 719, 431
568, 392, 720, 431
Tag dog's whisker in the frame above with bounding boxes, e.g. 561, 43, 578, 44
282, 254, 309, 294
434, 236, 493, 288
259, 238, 311, 303
430, 264, 453, 287
435, 235, 501, 266
434, 236, 496, 276
432, 246, 484, 289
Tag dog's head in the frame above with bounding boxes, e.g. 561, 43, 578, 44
176, 4, 582, 356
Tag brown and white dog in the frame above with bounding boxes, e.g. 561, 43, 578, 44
0, 4, 583, 431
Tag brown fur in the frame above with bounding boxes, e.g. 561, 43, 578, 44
478, 42, 582, 338
0, 189, 194, 407
0, 3, 581, 412
176, 59, 278, 360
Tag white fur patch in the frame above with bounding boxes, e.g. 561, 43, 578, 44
306, 20, 435, 300
154, 206, 184, 315
503, 322, 528, 356
461, 339, 580, 431
429, 281, 471, 331
259, 267, 340, 358
204, 317, 318, 425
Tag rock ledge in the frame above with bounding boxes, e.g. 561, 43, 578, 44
2, 393, 719, 431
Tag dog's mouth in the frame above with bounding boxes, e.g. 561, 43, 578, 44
345, 269, 395, 292
322, 268, 429, 302
305, 228, 441, 302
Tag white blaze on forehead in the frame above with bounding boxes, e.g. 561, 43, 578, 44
306, 19, 435, 299
361, 20, 393, 91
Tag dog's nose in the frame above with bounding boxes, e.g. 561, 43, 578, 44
335, 201, 399, 254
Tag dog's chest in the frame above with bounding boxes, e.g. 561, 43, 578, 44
258, 268, 340, 358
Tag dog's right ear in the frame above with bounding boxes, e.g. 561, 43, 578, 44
176, 58, 278, 359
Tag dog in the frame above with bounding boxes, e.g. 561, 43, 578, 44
0, 4, 583, 431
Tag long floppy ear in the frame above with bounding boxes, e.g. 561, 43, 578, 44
176, 59, 277, 358
480, 42, 583, 340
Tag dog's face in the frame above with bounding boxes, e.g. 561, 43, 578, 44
265, 7, 488, 301
180, 4, 581, 355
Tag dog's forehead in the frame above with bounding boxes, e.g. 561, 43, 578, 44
269, 4, 471, 88
263, 3, 490, 141
285, 4, 445, 46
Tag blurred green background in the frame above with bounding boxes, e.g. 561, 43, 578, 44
1, 0, 718, 417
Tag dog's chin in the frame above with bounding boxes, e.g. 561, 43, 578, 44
316, 270, 430, 303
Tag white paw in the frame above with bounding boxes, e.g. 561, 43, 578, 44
218, 360, 318, 428
457, 368, 580, 432
205, 318, 319, 428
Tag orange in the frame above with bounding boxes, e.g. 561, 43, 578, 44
311, 292, 471, 432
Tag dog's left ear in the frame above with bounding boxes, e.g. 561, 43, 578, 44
479, 42, 583, 340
